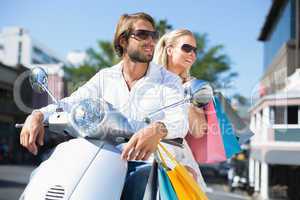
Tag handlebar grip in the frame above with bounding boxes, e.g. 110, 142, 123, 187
15, 124, 24, 128
15, 123, 49, 129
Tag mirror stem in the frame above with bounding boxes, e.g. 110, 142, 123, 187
41, 84, 59, 104
144, 97, 190, 124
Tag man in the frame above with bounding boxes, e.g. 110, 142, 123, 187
20, 12, 188, 199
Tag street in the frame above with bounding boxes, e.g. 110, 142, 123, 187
0, 165, 252, 200
0, 165, 34, 200
207, 184, 251, 200
207, 190, 250, 200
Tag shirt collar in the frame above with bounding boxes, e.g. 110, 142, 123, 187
115, 61, 164, 82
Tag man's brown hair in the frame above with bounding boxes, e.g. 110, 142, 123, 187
113, 12, 156, 57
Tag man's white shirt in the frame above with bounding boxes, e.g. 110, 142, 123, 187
40, 61, 188, 139
38, 61, 207, 188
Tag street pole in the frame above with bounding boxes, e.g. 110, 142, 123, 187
17, 28, 23, 68
296, 0, 299, 70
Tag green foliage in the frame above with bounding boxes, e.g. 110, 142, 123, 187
64, 19, 237, 93
155, 19, 173, 36
86, 40, 120, 68
63, 64, 97, 93
190, 33, 237, 89
64, 41, 120, 93
232, 94, 249, 106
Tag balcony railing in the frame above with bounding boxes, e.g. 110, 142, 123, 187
272, 125, 300, 142
274, 128, 300, 142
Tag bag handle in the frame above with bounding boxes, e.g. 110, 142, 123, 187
156, 147, 168, 170
157, 143, 180, 167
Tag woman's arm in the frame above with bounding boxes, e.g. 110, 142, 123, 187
188, 105, 208, 138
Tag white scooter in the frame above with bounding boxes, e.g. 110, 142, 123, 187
16, 67, 213, 200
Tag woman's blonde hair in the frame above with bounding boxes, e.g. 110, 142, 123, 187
153, 29, 195, 82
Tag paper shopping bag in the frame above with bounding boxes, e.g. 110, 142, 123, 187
186, 100, 227, 164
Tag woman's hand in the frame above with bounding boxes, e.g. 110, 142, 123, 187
185, 165, 198, 181
188, 105, 208, 138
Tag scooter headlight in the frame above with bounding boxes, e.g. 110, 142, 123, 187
71, 98, 105, 137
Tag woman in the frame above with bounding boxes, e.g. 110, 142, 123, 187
153, 29, 209, 190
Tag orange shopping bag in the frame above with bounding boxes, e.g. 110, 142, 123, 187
157, 143, 209, 200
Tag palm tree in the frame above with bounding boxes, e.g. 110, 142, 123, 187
64, 41, 119, 93
190, 33, 237, 89
65, 19, 236, 93
156, 19, 173, 36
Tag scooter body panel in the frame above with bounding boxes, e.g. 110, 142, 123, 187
21, 138, 127, 200
70, 143, 127, 200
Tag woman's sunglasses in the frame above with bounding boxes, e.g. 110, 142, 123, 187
130, 30, 159, 41
181, 44, 197, 54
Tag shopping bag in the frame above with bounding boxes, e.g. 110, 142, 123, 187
213, 97, 241, 159
157, 164, 178, 200
157, 143, 209, 200
215, 92, 254, 144
142, 160, 159, 200
186, 100, 227, 164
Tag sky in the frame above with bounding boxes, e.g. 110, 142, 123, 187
1, 0, 272, 98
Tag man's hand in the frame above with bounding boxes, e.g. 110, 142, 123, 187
121, 122, 167, 161
20, 111, 45, 155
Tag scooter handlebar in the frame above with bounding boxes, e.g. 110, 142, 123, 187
15, 124, 24, 128
15, 123, 49, 129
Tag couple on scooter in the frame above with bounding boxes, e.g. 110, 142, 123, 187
20, 12, 208, 199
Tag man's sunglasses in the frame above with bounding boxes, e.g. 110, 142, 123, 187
130, 30, 159, 41
181, 44, 197, 54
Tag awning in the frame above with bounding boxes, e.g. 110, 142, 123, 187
251, 148, 300, 165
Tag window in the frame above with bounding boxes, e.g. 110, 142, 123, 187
270, 105, 299, 124
0, 88, 12, 102
274, 106, 285, 124
263, 0, 295, 71
33, 46, 52, 63
50, 57, 60, 63
287, 106, 298, 124
32, 58, 42, 64
259, 110, 264, 126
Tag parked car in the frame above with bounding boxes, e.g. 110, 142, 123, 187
200, 162, 231, 180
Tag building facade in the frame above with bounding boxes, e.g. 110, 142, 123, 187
249, 0, 300, 199
0, 27, 68, 164
0, 27, 65, 67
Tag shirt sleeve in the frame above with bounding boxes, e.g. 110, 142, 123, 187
38, 70, 104, 121
157, 74, 189, 139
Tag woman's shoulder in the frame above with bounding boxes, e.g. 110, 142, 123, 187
159, 66, 182, 84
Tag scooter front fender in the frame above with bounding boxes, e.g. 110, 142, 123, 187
21, 138, 127, 200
